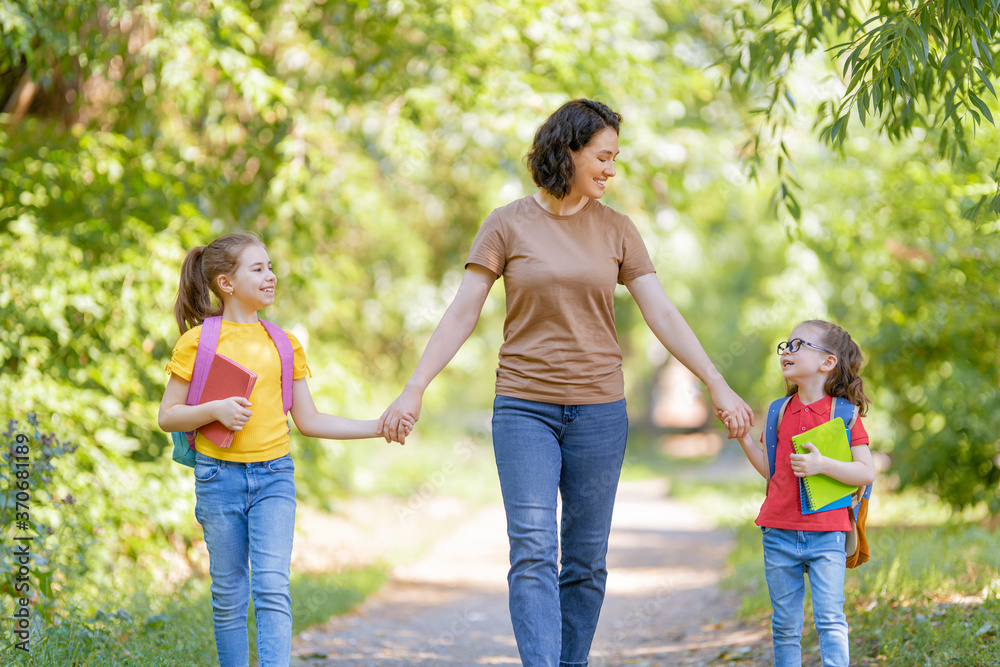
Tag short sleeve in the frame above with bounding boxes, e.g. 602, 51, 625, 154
617, 217, 656, 285
465, 209, 506, 277
287, 331, 312, 379
849, 417, 870, 447
165, 327, 201, 381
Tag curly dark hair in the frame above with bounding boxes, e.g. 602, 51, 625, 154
525, 99, 622, 200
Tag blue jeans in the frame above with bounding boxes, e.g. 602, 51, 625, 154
761, 527, 849, 667
194, 451, 297, 667
492, 395, 628, 667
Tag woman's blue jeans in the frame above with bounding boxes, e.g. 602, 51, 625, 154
762, 526, 850, 667
492, 395, 628, 667
194, 451, 297, 667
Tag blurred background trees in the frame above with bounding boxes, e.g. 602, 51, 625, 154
2, 0, 998, 626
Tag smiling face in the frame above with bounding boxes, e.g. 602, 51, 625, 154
568, 126, 618, 200
780, 323, 837, 383
221, 244, 276, 309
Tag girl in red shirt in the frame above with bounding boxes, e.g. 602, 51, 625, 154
733, 320, 875, 667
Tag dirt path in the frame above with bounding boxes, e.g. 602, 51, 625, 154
290, 477, 770, 666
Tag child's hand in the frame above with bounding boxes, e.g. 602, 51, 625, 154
790, 441, 825, 477
381, 412, 416, 445
394, 414, 416, 445
722, 411, 754, 443
379, 386, 423, 444
215, 397, 253, 431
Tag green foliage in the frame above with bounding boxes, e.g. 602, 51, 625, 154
1, 415, 81, 625
788, 133, 1000, 511
724, 0, 1000, 219
0, 415, 202, 626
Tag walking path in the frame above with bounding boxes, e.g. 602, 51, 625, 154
291, 477, 769, 666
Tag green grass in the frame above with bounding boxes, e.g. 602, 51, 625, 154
0, 567, 386, 667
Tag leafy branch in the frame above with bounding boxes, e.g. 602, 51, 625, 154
725, 0, 1000, 220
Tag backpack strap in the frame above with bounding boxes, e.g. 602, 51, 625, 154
183, 316, 223, 449
831, 395, 859, 431
259, 319, 294, 415
181, 317, 293, 449
831, 396, 872, 519
764, 396, 793, 479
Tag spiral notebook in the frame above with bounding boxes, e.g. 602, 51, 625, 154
792, 418, 856, 514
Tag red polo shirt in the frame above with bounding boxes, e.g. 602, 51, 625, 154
755, 394, 869, 532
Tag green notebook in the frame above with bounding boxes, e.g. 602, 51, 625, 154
792, 417, 857, 512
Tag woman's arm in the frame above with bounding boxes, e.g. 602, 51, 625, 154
626, 273, 754, 439
377, 264, 497, 443
736, 433, 769, 479
290, 378, 408, 440
157, 375, 253, 433
790, 442, 876, 486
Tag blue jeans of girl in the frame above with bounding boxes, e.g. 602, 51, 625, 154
194, 451, 297, 667
492, 395, 628, 667
761, 526, 849, 667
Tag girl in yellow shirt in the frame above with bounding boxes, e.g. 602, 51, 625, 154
158, 231, 410, 667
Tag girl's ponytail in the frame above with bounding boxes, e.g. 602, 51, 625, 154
174, 246, 221, 333
173, 232, 265, 334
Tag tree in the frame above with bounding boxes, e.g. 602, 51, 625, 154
724, 0, 1000, 219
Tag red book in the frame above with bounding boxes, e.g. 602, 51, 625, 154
197, 354, 257, 448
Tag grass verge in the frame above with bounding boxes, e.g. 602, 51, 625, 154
0, 567, 386, 667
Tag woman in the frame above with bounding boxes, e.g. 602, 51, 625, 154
378, 99, 753, 666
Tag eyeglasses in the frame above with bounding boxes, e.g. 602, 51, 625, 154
776, 338, 836, 356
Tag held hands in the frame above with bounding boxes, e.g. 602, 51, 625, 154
789, 441, 825, 477
376, 384, 422, 445
215, 397, 253, 431
710, 383, 754, 439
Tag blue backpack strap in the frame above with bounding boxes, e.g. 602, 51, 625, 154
764, 396, 793, 479
831, 396, 871, 519
259, 319, 294, 414
830, 395, 858, 431
182, 316, 223, 449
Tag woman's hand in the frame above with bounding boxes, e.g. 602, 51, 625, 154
377, 384, 422, 445
790, 442, 825, 477
710, 383, 754, 439
214, 397, 253, 431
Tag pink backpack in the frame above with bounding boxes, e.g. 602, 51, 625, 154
170, 316, 293, 467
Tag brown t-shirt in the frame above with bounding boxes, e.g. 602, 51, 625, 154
466, 195, 656, 404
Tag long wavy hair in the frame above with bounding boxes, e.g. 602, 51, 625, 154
786, 320, 872, 417
173, 232, 265, 333
525, 99, 622, 200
